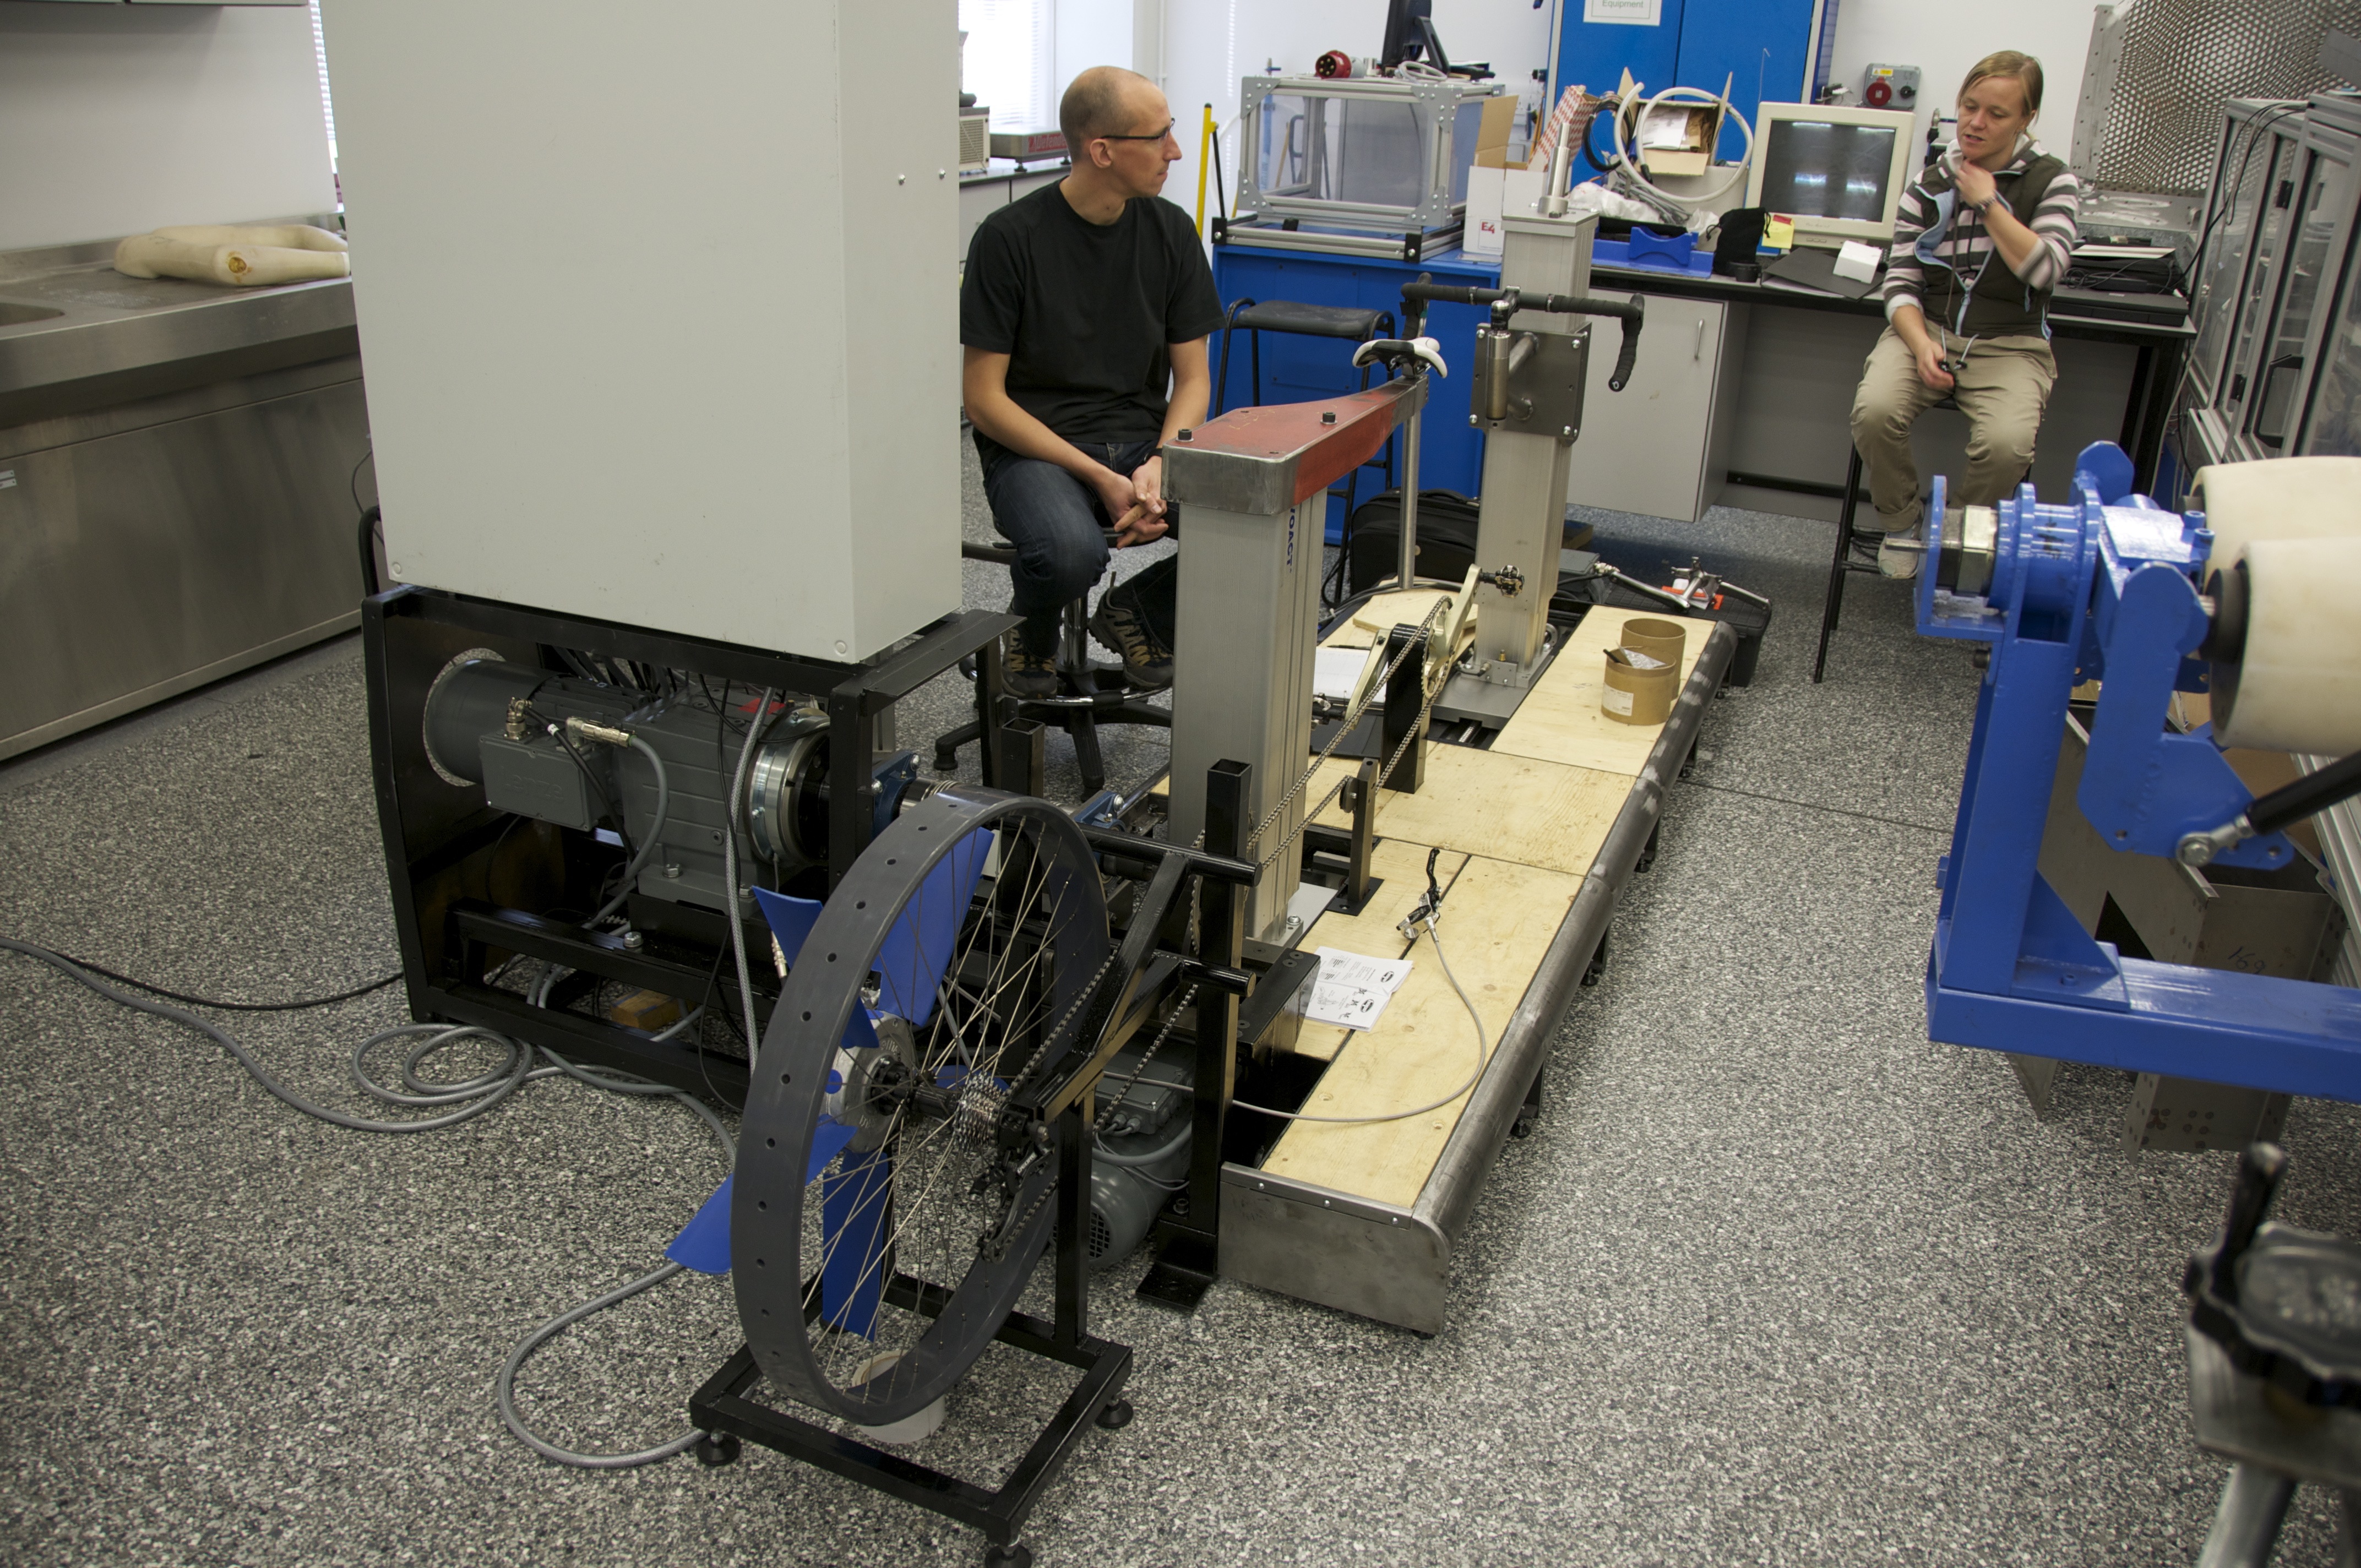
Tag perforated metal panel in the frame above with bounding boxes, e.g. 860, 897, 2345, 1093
2081, 0, 2361, 195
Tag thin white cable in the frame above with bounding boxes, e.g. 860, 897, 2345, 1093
1227, 913, 1489, 1124
1607, 86, 1754, 213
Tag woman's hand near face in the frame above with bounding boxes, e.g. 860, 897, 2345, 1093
1954, 161, 1998, 213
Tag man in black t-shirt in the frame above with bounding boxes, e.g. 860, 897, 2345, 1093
960, 66, 1224, 699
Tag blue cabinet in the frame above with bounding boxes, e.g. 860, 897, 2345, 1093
1552, 0, 1836, 163
1208, 244, 1500, 503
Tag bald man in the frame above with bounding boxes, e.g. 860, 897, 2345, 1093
960, 66, 1221, 699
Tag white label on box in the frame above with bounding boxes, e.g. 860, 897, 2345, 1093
1602, 684, 1635, 716
1585, 0, 1662, 24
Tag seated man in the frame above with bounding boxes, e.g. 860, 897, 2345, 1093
1849, 50, 2081, 579
959, 65, 1222, 699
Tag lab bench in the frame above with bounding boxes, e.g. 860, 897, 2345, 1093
1210, 241, 2193, 527
0, 231, 369, 761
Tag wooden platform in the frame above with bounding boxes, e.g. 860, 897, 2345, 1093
1258, 604, 1703, 1211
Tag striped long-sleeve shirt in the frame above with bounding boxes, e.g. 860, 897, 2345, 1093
1881, 141, 2081, 339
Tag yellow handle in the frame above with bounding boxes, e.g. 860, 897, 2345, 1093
1196, 103, 1215, 236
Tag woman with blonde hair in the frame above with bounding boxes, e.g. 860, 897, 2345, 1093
1850, 50, 2082, 578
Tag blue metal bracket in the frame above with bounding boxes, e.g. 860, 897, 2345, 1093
1919, 442, 2360, 1100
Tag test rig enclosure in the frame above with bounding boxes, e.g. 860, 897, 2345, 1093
318, 0, 962, 660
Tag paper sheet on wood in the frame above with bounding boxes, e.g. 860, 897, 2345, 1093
1302, 946, 1414, 1030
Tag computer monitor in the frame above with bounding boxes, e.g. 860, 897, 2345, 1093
1380, 0, 1446, 72
1743, 103, 1917, 249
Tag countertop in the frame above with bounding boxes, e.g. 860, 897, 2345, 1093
0, 224, 358, 429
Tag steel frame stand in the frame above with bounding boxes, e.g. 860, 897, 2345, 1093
361, 584, 1013, 1102
689, 1104, 1134, 1567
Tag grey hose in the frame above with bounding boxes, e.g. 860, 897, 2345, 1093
2, 935, 738, 1470
591, 735, 671, 924
1092, 1117, 1193, 1167
2, 937, 536, 1134
721, 688, 777, 1053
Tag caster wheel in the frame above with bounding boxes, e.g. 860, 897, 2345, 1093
1581, 960, 1605, 988
1510, 1117, 1533, 1140
692, 1432, 741, 1468
984, 1544, 1033, 1567
1095, 1398, 1134, 1431
1634, 852, 1656, 874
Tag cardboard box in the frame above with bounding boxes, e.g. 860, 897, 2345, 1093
1464, 164, 1547, 257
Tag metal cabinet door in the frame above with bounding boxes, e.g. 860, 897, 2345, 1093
2189, 102, 2303, 404
2241, 124, 2358, 456
2216, 128, 2306, 437
1563, 298, 1729, 522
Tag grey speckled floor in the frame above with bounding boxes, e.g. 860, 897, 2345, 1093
3, 448, 2357, 1568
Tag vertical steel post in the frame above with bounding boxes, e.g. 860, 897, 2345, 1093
1380, 625, 1428, 793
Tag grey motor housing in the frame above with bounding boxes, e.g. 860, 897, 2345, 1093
421, 657, 883, 919
1086, 1039, 1196, 1270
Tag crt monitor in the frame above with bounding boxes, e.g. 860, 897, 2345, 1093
1743, 104, 1918, 249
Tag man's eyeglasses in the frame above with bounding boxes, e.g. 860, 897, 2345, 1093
1097, 122, 1176, 144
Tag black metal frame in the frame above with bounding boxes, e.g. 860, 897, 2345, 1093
688, 1103, 1134, 1556
687, 764, 1280, 1561
361, 585, 1013, 1101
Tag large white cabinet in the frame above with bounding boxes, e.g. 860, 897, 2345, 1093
1562, 296, 1747, 522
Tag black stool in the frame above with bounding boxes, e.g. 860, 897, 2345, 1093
930, 533, 1170, 799
1216, 298, 1397, 607
1813, 398, 2030, 683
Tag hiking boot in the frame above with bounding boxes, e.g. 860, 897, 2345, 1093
1087, 596, 1174, 691
1878, 523, 1924, 580
1000, 628, 1060, 700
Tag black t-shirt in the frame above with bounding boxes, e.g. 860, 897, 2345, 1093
960, 182, 1225, 454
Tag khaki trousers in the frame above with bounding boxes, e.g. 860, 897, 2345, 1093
1848, 324, 2056, 530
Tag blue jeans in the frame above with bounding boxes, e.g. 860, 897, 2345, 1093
981, 438, 1177, 650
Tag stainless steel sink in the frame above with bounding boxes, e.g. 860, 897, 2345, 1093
0, 302, 64, 326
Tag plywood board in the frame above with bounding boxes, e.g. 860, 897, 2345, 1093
1325, 588, 1460, 650
1304, 745, 1628, 878
1284, 843, 1471, 1061
1261, 853, 1584, 1208
1491, 607, 1705, 775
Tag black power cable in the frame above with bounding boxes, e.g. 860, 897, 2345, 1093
28, 951, 401, 1012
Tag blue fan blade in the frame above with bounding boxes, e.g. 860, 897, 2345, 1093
820, 1146, 892, 1336
807, 1115, 859, 1184
753, 888, 825, 970
873, 829, 991, 1027
666, 1174, 735, 1276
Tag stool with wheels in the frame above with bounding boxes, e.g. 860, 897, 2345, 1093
1813, 397, 2030, 683
929, 533, 1170, 799
1216, 298, 1397, 607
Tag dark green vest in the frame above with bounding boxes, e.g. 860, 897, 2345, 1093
1920, 153, 2066, 339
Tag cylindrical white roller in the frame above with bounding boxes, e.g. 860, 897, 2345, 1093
2194, 456, 2361, 571
153, 223, 346, 253
2213, 535, 2361, 755
113, 233, 350, 287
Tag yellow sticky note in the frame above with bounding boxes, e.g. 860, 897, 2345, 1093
1763, 213, 1794, 251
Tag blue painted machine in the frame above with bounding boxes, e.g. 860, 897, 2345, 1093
1915, 443, 2361, 1098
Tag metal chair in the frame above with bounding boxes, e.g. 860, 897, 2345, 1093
930, 532, 1170, 800
1813, 398, 2031, 683
1215, 298, 1397, 607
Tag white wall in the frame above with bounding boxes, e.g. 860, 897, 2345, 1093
1826, 0, 2102, 158
0, 3, 336, 252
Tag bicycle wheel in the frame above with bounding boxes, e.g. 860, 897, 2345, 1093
732, 786, 1110, 1427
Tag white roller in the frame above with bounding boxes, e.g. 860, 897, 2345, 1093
2194, 456, 2361, 573
2214, 535, 2361, 755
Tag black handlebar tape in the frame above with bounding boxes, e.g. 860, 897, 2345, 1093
2246, 750, 2361, 839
